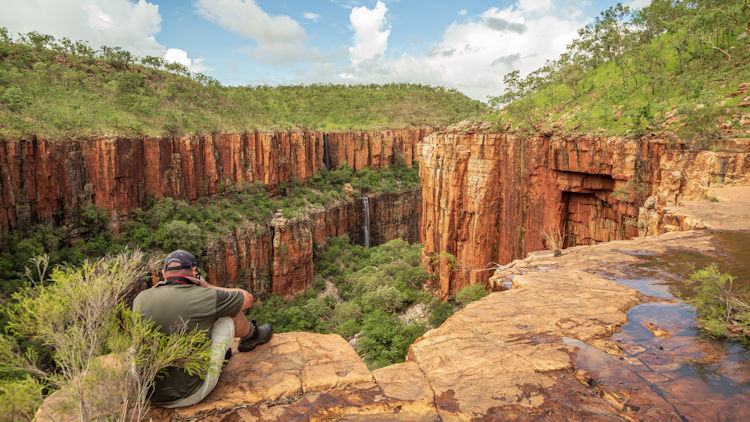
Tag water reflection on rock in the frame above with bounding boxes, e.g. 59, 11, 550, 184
606, 231, 750, 421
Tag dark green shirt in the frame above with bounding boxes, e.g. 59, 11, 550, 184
133, 283, 243, 406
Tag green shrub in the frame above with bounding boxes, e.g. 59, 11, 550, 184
334, 302, 363, 326
302, 297, 334, 320
679, 264, 750, 340
1, 251, 212, 421
1, 85, 24, 111
0, 375, 44, 420
78, 204, 110, 234
361, 285, 406, 314
429, 302, 455, 327
358, 310, 426, 369
153, 220, 203, 252
337, 319, 361, 339
455, 284, 489, 307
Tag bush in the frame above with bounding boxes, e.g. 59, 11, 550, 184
337, 319, 361, 339
153, 220, 203, 252
0, 375, 44, 420
358, 310, 426, 369
361, 285, 406, 314
78, 204, 110, 234
429, 302, 455, 327
455, 284, 489, 307
1, 85, 24, 111
679, 264, 750, 340
334, 302, 363, 326
1, 251, 212, 420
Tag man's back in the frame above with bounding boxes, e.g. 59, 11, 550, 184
133, 283, 243, 405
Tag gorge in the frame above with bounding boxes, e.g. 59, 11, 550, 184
3, 126, 749, 298
0, 129, 427, 297
14, 126, 750, 421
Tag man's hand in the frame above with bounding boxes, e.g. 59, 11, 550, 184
185, 275, 210, 288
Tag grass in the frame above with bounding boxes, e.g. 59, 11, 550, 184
0, 30, 487, 139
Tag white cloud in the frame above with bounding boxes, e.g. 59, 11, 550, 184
518, 0, 551, 14
458, 9, 468, 17
164, 48, 210, 73
0, 0, 164, 57
627, 0, 651, 9
336, 4, 586, 101
195, 0, 310, 65
303, 12, 320, 21
348, 0, 390, 67
1, 0, 207, 73
84, 5, 114, 31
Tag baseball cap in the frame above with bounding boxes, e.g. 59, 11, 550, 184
163, 249, 197, 271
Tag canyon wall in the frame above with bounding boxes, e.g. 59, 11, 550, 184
0, 128, 431, 233
419, 128, 750, 297
204, 188, 421, 298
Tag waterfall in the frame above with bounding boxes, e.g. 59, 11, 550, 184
362, 196, 370, 248
322, 133, 329, 171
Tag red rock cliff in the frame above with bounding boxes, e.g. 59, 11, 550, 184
0, 129, 431, 233
204, 188, 421, 298
419, 129, 750, 297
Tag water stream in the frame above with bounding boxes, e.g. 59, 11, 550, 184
588, 231, 750, 420
362, 196, 370, 248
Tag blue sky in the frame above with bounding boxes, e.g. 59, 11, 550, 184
1, 1, 647, 101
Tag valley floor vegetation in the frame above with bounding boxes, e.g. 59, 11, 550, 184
247, 235, 489, 369
0, 162, 419, 293
488, 0, 750, 147
0, 29, 486, 139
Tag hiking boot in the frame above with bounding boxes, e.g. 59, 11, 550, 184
238, 320, 273, 352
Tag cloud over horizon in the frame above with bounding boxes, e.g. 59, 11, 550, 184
348, 0, 391, 67
0, 0, 207, 72
334, 2, 586, 101
0, 0, 607, 101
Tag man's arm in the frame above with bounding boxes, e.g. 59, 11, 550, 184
186, 276, 254, 310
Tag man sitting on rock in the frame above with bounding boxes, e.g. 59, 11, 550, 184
133, 249, 273, 408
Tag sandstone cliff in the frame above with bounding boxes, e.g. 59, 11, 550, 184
0, 128, 431, 233
419, 128, 750, 297
205, 188, 421, 298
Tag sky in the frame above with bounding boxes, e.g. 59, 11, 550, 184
0, 0, 650, 102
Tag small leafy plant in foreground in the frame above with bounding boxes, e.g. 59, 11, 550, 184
679, 264, 750, 341
0, 251, 212, 421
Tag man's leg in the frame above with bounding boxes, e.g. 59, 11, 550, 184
161, 317, 235, 408
232, 311, 252, 338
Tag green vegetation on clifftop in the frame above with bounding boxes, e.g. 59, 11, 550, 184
488, 0, 750, 145
0, 29, 486, 139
